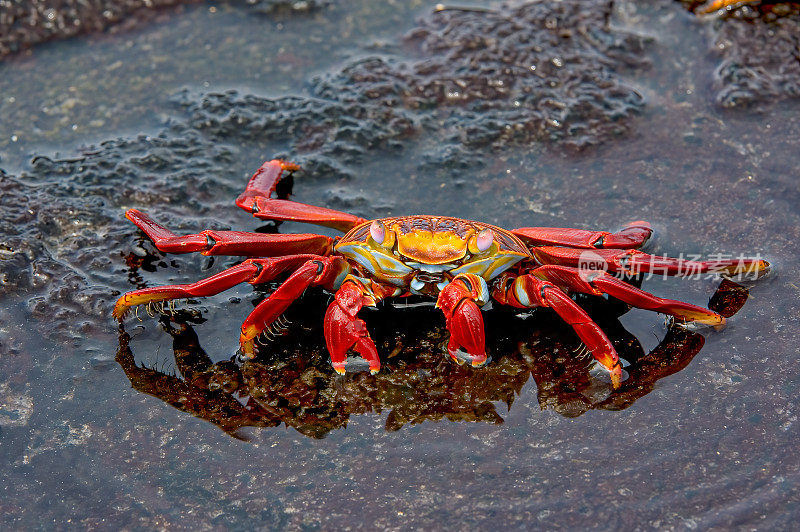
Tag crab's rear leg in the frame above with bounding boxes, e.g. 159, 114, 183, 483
532, 247, 770, 278
530, 265, 727, 327
436, 273, 491, 368
235, 160, 367, 233
323, 276, 399, 374
493, 272, 624, 388
125, 209, 333, 257
113, 254, 325, 319
512, 221, 652, 249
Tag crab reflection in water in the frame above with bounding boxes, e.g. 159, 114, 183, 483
115, 279, 750, 439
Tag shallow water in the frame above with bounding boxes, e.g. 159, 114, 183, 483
1, 0, 799, 528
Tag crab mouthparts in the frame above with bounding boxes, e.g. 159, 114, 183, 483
410, 272, 451, 296
415, 272, 445, 284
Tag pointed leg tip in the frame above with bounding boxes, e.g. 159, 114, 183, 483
333, 365, 346, 375
238, 337, 257, 360
449, 352, 465, 365
626, 220, 651, 229
112, 302, 129, 320
369, 367, 380, 375
471, 356, 489, 368
701, 313, 726, 329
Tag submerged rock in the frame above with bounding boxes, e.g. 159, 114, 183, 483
680, 0, 800, 107
0, 0, 331, 59
182, 0, 649, 162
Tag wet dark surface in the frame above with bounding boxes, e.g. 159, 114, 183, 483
681, 0, 800, 107
1, 0, 800, 528
0, 0, 329, 58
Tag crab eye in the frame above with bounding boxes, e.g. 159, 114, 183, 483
370, 220, 386, 245
476, 229, 494, 252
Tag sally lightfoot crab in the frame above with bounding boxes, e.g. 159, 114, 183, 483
113, 160, 769, 388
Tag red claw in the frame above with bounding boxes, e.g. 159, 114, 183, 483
437, 275, 487, 367
323, 281, 381, 374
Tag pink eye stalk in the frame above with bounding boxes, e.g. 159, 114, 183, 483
476, 228, 493, 252
370, 220, 386, 245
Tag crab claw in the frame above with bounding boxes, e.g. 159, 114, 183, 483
324, 281, 381, 375
437, 274, 488, 367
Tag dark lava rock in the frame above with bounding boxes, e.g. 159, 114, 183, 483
181, 0, 649, 165
374, 0, 648, 149
712, 7, 800, 107
0, 128, 243, 340
0, 0, 330, 59
680, 1, 800, 107
0, 0, 196, 58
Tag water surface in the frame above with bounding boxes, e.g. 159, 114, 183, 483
1, 0, 799, 528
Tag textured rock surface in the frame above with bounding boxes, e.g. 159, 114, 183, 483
181, 0, 649, 167
0, 0, 329, 58
680, 0, 800, 107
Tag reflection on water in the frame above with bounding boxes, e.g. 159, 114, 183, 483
115, 278, 751, 439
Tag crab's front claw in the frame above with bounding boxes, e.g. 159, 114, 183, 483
445, 298, 487, 367
324, 302, 380, 374
437, 274, 488, 367
324, 280, 381, 375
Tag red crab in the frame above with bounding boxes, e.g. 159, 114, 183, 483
114, 160, 769, 388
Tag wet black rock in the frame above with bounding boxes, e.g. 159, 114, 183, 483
0, 0, 193, 58
0, 0, 331, 59
175, 90, 415, 169
181, 0, 649, 164
712, 8, 800, 107
334, 0, 648, 149
0, 128, 244, 339
679, 1, 800, 107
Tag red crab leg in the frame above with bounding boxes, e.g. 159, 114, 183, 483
125, 209, 334, 257
512, 221, 652, 249
528, 265, 726, 327
239, 257, 351, 359
531, 247, 770, 278
436, 273, 491, 368
324, 277, 398, 375
492, 272, 624, 388
235, 159, 367, 232
113, 255, 325, 319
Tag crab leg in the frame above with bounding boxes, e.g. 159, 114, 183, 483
492, 272, 624, 388
324, 276, 398, 375
235, 159, 367, 232
436, 273, 491, 368
239, 257, 351, 358
528, 265, 726, 327
113, 255, 326, 319
512, 221, 652, 249
531, 247, 769, 278
125, 209, 333, 257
